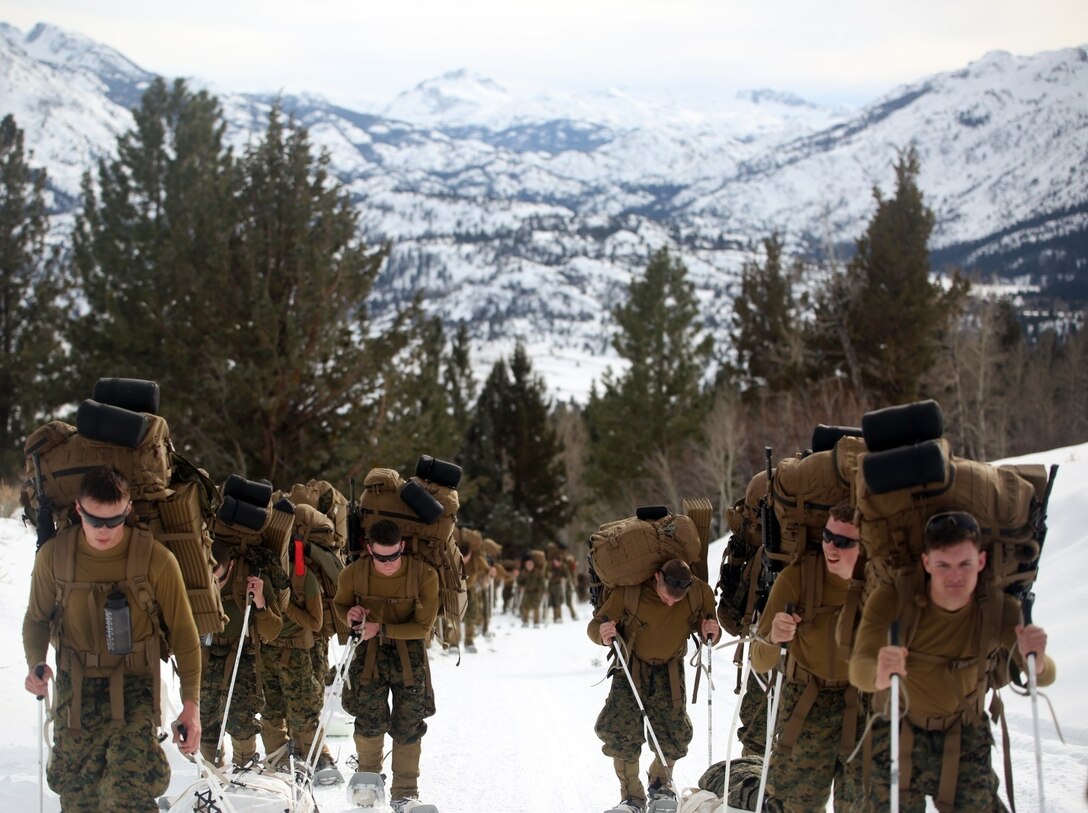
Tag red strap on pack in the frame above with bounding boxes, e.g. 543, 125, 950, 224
294, 539, 305, 576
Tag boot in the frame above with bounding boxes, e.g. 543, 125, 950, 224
231, 734, 258, 768
614, 757, 645, 805
199, 740, 222, 767
647, 756, 675, 799
260, 718, 289, 768
390, 738, 421, 801
354, 733, 385, 774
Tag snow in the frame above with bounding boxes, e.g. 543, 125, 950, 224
1, 442, 1086, 812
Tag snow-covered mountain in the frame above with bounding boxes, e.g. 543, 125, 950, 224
3, 21, 1087, 399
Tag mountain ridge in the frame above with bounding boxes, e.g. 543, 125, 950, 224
2, 21, 1086, 400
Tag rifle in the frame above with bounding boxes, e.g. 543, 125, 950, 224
754, 446, 776, 620
346, 476, 362, 563
31, 452, 56, 551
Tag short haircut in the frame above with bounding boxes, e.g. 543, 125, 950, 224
79, 466, 130, 504
659, 558, 694, 597
828, 498, 856, 526
923, 511, 981, 552
369, 519, 402, 547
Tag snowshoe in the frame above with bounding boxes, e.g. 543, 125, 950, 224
347, 771, 386, 808
314, 758, 345, 786
646, 799, 678, 813
390, 799, 439, 813
603, 798, 646, 813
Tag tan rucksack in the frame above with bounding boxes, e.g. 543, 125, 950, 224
21, 380, 225, 635
283, 480, 349, 548
588, 507, 701, 612
358, 457, 468, 638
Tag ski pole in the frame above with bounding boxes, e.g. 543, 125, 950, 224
889, 620, 901, 813
215, 585, 255, 765
707, 632, 714, 765
722, 638, 753, 805
35, 663, 48, 813
610, 636, 677, 796
755, 602, 794, 813
305, 632, 362, 772
1022, 594, 1046, 812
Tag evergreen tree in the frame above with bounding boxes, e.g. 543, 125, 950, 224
585, 247, 713, 499
459, 344, 568, 550
197, 105, 398, 484
66, 83, 403, 485
825, 147, 966, 401
68, 77, 237, 402
0, 114, 62, 476
729, 233, 808, 392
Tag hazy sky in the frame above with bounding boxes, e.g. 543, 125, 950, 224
5, 0, 1088, 108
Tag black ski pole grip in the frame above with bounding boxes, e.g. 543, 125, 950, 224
34, 663, 46, 701
889, 619, 900, 647
172, 721, 188, 742
1022, 592, 1035, 626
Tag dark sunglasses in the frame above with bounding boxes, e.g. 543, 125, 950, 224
924, 511, 979, 541
662, 573, 693, 590
78, 502, 130, 529
822, 528, 860, 549
370, 546, 403, 563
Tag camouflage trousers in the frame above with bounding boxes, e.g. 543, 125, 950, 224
464, 586, 481, 645
698, 756, 765, 810
200, 645, 264, 746
259, 644, 322, 746
763, 681, 864, 813
736, 669, 770, 756
343, 637, 435, 744
547, 583, 564, 619
861, 718, 1009, 812
595, 658, 693, 764
520, 591, 543, 625
48, 672, 169, 813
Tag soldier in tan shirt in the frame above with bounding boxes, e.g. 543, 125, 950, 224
849, 510, 1055, 812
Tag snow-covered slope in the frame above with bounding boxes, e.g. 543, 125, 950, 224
2, 22, 1087, 399
0, 442, 1085, 812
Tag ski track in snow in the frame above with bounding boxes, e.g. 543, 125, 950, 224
1, 443, 1087, 812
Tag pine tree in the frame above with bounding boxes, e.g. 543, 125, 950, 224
66, 84, 404, 485
459, 344, 569, 549
829, 147, 967, 402
0, 114, 62, 476
729, 233, 809, 392
585, 247, 713, 500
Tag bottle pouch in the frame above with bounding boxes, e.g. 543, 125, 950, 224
104, 590, 133, 655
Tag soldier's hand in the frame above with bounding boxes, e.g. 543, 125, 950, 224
701, 618, 720, 644
1015, 624, 1048, 671
25, 663, 53, 698
770, 611, 802, 645
599, 620, 618, 645
358, 620, 381, 641
174, 700, 201, 756
347, 605, 367, 625
875, 645, 908, 690
248, 576, 266, 609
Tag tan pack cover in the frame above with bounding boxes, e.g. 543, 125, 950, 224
457, 526, 484, 553
22, 415, 173, 523
359, 466, 467, 627
133, 480, 226, 634
292, 502, 338, 549
589, 512, 701, 589
482, 537, 502, 559
856, 441, 1042, 592
285, 480, 348, 548
772, 435, 865, 562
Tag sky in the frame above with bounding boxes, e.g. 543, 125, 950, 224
4, 0, 1088, 110
1, 441, 1086, 811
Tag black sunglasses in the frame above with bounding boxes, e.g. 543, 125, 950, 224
662, 573, 693, 590
924, 511, 979, 541
370, 546, 403, 563
822, 528, 860, 549
78, 502, 130, 529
